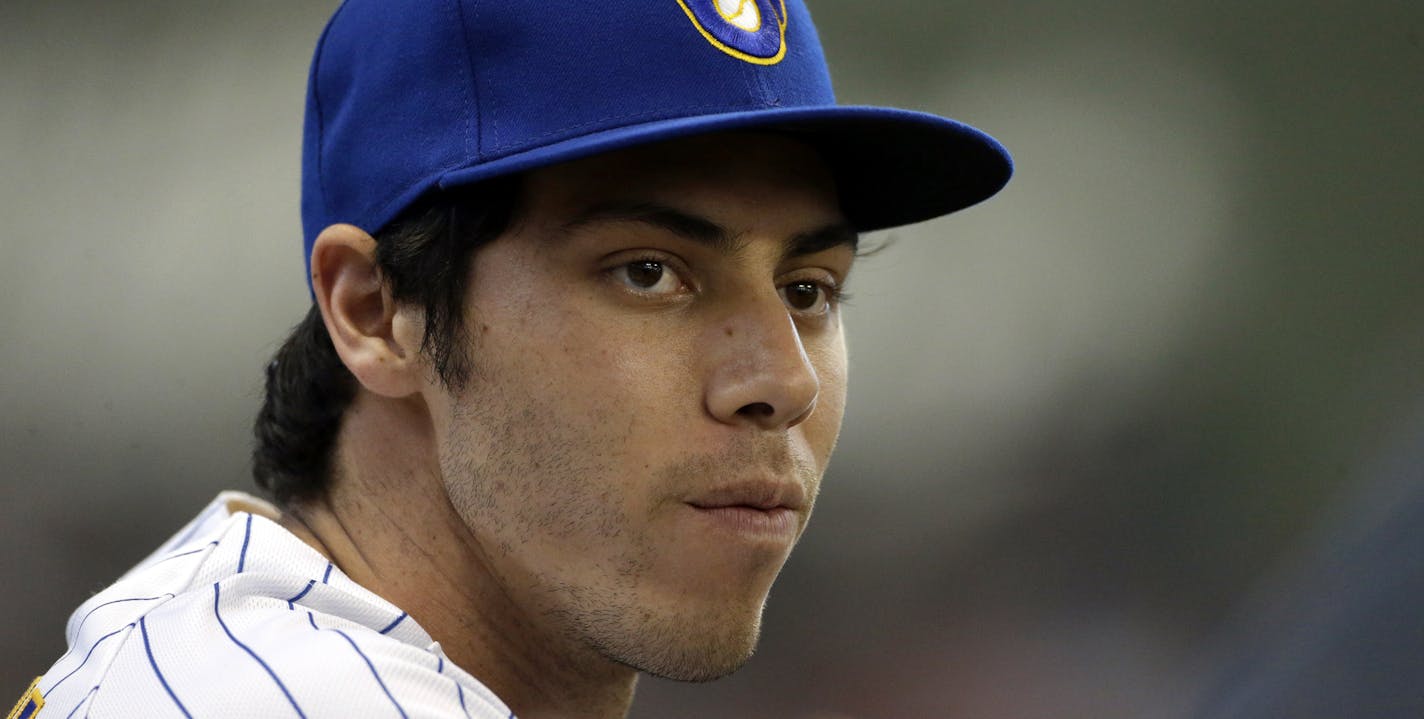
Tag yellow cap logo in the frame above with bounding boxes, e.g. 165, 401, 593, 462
676, 0, 788, 65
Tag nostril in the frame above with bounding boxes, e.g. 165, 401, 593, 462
737, 402, 775, 419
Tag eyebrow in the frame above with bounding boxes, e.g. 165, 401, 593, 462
560, 200, 859, 257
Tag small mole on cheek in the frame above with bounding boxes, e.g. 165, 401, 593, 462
723, 326, 734, 338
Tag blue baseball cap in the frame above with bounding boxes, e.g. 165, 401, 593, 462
301, 0, 1012, 284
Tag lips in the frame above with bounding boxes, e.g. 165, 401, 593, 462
686, 480, 807, 513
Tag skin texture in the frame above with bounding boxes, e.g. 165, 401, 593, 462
287, 133, 855, 719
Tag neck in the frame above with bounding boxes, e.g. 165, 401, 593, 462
279, 390, 638, 719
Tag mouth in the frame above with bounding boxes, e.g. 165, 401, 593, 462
685, 481, 806, 539
685, 504, 799, 538
687, 480, 806, 512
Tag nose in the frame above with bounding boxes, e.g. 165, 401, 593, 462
704, 297, 820, 430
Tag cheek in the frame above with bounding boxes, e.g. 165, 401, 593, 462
442, 369, 631, 554
454, 298, 690, 517
806, 329, 849, 449
539, 299, 702, 424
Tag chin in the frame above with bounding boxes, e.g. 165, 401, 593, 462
630, 622, 762, 683
588, 599, 768, 683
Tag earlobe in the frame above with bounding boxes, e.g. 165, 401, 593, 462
310, 223, 423, 398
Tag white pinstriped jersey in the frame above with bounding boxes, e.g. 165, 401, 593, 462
30, 492, 514, 719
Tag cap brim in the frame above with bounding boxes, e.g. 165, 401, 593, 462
439, 105, 1011, 231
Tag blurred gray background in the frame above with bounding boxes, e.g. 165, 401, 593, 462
3, 1, 1422, 717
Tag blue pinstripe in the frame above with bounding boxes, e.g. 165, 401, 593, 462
149, 541, 217, 567
139, 616, 192, 718
63, 686, 99, 719
237, 514, 254, 573
286, 579, 317, 609
213, 583, 308, 717
434, 654, 473, 719
378, 612, 407, 635
321, 562, 334, 583
306, 611, 409, 718
54, 595, 171, 667
44, 624, 132, 695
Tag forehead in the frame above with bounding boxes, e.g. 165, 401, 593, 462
518, 132, 844, 230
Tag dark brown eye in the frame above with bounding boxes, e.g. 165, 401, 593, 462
624, 261, 664, 288
782, 281, 824, 311
612, 259, 684, 295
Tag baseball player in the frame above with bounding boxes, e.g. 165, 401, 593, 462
12, 0, 1010, 717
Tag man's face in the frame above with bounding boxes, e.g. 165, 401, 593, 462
424, 133, 853, 681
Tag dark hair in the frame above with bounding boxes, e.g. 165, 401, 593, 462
251, 178, 521, 508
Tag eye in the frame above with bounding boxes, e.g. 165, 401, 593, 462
611, 259, 685, 295
780, 280, 836, 314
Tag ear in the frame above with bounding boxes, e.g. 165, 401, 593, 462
310, 223, 424, 398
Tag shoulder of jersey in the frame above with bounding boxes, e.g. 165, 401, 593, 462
31, 494, 515, 719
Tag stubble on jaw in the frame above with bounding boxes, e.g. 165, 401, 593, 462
562, 438, 819, 682
438, 378, 819, 682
